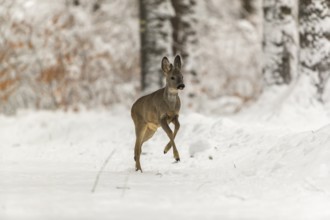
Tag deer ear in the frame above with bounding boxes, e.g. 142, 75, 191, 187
161, 57, 172, 73
174, 55, 181, 69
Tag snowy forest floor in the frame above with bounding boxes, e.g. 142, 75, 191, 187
1, 100, 330, 220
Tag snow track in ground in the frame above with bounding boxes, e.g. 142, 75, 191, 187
1, 108, 330, 220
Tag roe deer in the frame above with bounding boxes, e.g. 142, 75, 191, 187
131, 55, 185, 172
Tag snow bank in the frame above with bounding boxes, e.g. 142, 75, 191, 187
1, 106, 330, 220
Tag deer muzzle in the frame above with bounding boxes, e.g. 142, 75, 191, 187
177, 84, 185, 90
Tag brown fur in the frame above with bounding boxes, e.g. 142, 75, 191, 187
131, 55, 184, 172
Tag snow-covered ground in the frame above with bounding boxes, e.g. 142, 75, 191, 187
1, 98, 330, 220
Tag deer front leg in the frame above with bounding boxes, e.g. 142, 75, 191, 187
160, 116, 180, 161
163, 116, 180, 154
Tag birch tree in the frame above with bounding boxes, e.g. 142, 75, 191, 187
170, 0, 197, 76
139, 0, 174, 92
299, 0, 330, 101
263, 0, 299, 85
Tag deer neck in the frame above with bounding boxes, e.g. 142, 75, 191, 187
164, 86, 178, 110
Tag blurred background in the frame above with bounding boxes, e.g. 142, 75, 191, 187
0, 0, 329, 115
2, 2, 330, 219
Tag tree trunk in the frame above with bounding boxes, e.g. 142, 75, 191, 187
299, 0, 330, 101
139, 0, 174, 92
262, 0, 299, 85
170, 0, 197, 76
241, 0, 263, 36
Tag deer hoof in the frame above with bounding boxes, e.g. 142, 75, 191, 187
135, 164, 143, 173
175, 158, 180, 162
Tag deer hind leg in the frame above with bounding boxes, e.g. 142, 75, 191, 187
134, 121, 147, 172
142, 127, 156, 143
133, 127, 156, 172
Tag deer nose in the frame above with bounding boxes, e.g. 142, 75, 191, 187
177, 84, 185, 90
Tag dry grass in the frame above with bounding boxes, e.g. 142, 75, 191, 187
0, 0, 140, 114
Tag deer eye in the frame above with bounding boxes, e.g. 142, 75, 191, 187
171, 77, 175, 80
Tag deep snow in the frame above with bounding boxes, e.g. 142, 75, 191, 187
1, 101, 330, 220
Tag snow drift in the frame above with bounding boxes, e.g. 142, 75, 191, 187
1, 102, 330, 219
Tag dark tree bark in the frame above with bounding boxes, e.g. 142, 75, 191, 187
241, 0, 257, 19
241, 0, 262, 33
262, 0, 298, 85
139, 0, 173, 92
299, 0, 330, 101
170, 0, 197, 76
